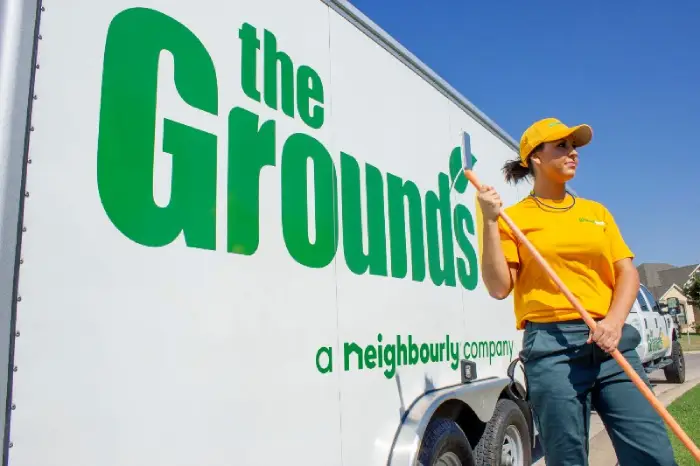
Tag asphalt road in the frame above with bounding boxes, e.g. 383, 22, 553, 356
649, 351, 700, 385
532, 352, 700, 465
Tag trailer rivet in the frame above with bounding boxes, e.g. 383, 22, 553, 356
13, 366, 18, 372
16, 296, 21, 302
11, 404, 16, 410
30, 126, 34, 132
35, 64, 40, 69
24, 192, 29, 198
8, 443, 12, 448
33, 95, 37, 100
27, 159, 32, 164
15, 331, 20, 337
41, 6, 45, 11
38, 35, 42, 40
22, 226, 26, 232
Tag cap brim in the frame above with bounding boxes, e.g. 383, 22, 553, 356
568, 124, 593, 148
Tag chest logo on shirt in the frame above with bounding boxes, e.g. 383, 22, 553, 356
579, 217, 606, 226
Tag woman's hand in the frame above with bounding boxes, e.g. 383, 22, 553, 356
587, 317, 623, 353
477, 185, 503, 222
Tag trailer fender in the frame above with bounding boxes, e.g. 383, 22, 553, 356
387, 377, 508, 466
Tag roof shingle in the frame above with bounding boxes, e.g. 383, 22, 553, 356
637, 263, 699, 300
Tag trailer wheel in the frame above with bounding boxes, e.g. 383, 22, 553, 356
474, 399, 531, 466
664, 340, 685, 384
417, 417, 475, 466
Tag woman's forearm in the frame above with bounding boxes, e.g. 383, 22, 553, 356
481, 219, 514, 299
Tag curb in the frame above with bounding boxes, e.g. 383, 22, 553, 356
657, 377, 700, 407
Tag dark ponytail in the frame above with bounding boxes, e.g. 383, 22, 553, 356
502, 159, 531, 185
501, 143, 541, 185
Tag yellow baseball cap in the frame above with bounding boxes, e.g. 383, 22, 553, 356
519, 117, 593, 167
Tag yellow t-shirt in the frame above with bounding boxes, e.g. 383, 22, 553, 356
498, 194, 634, 330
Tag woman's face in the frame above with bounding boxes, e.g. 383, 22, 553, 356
531, 136, 579, 183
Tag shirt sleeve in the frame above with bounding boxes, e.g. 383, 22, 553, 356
497, 217, 520, 267
603, 206, 634, 262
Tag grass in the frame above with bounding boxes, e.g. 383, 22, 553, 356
667, 384, 700, 465
678, 333, 700, 352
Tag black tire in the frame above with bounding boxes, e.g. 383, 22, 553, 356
417, 417, 475, 466
474, 399, 532, 466
664, 340, 686, 384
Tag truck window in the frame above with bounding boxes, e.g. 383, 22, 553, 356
678, 304, 688, 325
636, 290, 649, 312
640, 286, 660, 312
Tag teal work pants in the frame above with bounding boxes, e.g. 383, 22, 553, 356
520, 320, 677, 466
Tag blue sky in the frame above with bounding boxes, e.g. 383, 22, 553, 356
347, 0, 700, 268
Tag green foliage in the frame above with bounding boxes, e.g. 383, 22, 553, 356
683, 273, 700, 304
667, 384, 700, 465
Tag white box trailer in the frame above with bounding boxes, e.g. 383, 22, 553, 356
0, 0, 536, 464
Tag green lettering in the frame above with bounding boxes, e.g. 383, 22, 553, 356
429, 343, 440, 362
227, 107, 276, 255
281, 134, 338, 268
239, 23, 261, 102
425, 173, 456, 286
387, 173, 426, 281
344, 342, 363, 371
365, 345, 377, 369
97, 7, 217, 249
263, 29, 294, 118
449, 147, 467, 194
296, 65, 324, 129
383, 345, 397, 379
454, 204, 479, 290
450, 342, 459, 369
316, 346, 333, 374
409, 335, 419, 364
420, 344, 430, 364
340, 152, 388, 276
479, 341, 488, 357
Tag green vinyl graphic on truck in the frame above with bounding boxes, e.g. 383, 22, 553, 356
94, 7, 510, 378
96, 7, 482, 291
316, 334, 515, 379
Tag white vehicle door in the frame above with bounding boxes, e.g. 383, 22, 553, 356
628, 294, 648, 361
636, 288, 658, 358
640, 285, 671, 358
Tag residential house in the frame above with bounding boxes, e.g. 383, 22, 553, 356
637, 262, 699, 329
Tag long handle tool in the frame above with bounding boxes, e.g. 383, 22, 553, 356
460, 131, 700, 462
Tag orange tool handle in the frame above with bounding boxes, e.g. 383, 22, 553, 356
464, 169, 700, 462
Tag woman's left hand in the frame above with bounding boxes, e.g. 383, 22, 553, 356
587, 317, 623, 353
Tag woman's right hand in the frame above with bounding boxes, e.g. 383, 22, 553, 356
477, 185, 503, 222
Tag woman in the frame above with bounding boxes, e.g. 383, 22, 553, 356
477, 117, 677, 466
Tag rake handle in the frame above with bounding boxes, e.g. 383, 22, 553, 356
464, 169, 700, 462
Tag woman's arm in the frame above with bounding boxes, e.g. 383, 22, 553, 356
587, 258, 640, 353
476, 185, 518, 299
481, 218, 517, 299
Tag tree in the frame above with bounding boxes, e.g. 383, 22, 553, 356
684, 273, 700, 305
